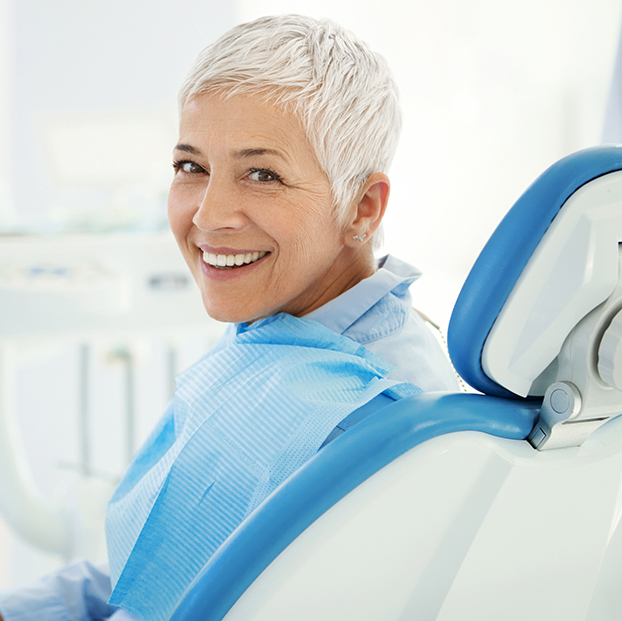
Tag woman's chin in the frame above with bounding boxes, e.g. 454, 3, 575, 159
203, 306, 242, 324
201, 299, 262, 325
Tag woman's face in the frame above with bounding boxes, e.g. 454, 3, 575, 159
168, 92, 371, 324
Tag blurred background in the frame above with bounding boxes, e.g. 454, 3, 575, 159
0, 0, 621, 589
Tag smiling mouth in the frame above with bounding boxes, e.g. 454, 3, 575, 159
202, 250, 269, 270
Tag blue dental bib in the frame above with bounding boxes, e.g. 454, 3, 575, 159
106, 313, 420, 621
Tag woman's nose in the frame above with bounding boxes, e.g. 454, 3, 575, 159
192, 179, 247, 232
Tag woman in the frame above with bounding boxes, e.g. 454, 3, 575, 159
0, 14, 457, 621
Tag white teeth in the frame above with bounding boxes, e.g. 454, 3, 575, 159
203, 250, 268, 268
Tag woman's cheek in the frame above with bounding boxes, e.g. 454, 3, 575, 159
169, 184, 200, 219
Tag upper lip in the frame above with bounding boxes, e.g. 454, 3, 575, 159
198, 245, 268, 255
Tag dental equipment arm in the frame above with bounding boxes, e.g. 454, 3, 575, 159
0, 344, 69, 555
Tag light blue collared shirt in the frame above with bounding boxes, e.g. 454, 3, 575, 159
306, 254, 459, 391
0, 254, 457, 621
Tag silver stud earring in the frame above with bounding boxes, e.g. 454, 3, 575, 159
353, 233, 367, 242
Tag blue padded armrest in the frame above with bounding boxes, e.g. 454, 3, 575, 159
169, 392, 539, 621
448, 145, 622, 398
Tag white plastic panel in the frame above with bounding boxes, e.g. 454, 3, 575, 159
0, 232, 219, 340
224, 417, 622, 621
481, 171, 622, 397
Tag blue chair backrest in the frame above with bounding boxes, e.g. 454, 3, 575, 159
448, 146, 622, 398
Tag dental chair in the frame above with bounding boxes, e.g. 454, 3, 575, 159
171, 146, 622, 621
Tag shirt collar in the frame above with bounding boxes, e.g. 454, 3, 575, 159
304, 254, 422, 335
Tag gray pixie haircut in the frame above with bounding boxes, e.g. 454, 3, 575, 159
178, 14, 402, 220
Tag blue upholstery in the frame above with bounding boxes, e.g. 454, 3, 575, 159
448, 145, 622, 398
170, 393, 538, 621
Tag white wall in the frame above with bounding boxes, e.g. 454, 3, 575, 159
3, 0, 235, 232
0, 0, 13, 228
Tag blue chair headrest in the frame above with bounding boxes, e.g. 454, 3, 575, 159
448, 146, 622, 398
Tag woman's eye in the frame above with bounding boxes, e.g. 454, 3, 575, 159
173, 160, 206, 174
248, 168, 281, 182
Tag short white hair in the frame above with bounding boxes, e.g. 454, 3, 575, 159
179, 15, 402, 231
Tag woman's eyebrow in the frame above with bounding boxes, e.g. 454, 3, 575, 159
174, 143, 202, 155
174, 144, 291, 163
233, 147, 288, 161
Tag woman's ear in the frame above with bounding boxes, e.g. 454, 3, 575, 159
345, 172, 390, 246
